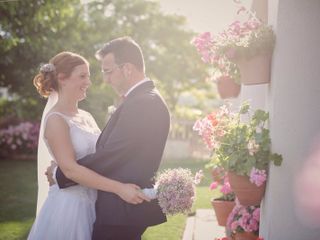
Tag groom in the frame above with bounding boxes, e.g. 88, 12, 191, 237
54, 37, 170, 239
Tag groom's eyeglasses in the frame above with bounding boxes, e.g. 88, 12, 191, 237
101, 64, 125, 77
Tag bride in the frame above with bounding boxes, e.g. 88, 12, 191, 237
28, 51, 149, 240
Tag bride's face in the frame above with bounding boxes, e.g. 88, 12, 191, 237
63, 64, 91, 101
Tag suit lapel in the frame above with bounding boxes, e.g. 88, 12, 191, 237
96, 104, 124, 148
96, 80, 155, 148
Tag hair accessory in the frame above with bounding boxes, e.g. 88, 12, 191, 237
40, 63, 56, 73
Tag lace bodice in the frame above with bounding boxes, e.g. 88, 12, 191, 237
44, 110, 101, 161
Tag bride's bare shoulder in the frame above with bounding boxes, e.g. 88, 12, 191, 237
44, 112, 69, 136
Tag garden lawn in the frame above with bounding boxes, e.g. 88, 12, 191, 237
0, 160, 37, 240
0, 159, 217, 240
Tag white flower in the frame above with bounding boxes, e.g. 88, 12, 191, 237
40, 63, 55, 73
107, 105, 117, 115
247, 139, 259, 156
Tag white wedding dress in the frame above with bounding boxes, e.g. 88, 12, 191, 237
28, 110, 101, 240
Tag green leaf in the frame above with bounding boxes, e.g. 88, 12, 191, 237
270, 153, 283, 166
252, 109, 269, 122
239, 101, 250, 114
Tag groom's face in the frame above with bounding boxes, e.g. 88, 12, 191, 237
101, 53, 127, 96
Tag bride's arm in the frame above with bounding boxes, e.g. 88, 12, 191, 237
45, 114, 150, 204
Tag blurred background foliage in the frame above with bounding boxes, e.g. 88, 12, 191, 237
0, 0, 214, 128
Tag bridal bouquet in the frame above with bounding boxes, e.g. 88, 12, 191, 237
143, 168, 203, 215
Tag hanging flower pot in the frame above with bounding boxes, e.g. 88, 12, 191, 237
228, 171, 266, 206
235, 54, 272, 85
216, 76, 241, 99
193, 102, 283, 206
211, 198, 236, 226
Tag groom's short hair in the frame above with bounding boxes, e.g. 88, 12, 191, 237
96, 36, 145, 72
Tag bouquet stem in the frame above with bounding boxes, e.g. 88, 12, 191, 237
142, 188, 157, 199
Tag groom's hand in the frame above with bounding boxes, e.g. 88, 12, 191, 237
45, 161, 57, 186
117, 183, 151, 204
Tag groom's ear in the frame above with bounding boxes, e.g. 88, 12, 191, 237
123, 63, 133, 79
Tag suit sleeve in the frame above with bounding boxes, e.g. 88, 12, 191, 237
56, 96, 167, 188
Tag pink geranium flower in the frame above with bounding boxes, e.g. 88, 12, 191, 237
227, 204, 260, 236
210, 181, 219, 190
210, 172, 235, 201
250, 168, 267, 187
220, 181, 232, 195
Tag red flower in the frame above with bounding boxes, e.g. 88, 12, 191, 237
207, 112, 218, 126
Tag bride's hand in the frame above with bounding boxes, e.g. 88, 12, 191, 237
116, 183, 151, 204
45, 161, 57, 186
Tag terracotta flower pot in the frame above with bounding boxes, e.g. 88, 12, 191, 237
211, 198, 236, 226
228, 171, 266, 206
235, 54, 271, 85
216, 76, 241, 99
233, 231, 258, 240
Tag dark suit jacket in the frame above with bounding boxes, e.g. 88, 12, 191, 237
56, 81, 170, 227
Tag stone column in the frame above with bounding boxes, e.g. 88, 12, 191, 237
260, 0, 320, 239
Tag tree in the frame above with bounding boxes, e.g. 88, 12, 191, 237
84, 0, 209, 109
0, 0, 90, 122
0, 0, 210, 127
0, 0, 87, 93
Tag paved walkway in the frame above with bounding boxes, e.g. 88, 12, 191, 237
182, 209, 227, 240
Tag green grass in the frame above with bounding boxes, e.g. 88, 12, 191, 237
0, 159, 217, 240
0, 160, 37, 240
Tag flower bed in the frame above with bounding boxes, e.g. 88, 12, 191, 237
0, 121, 39, 158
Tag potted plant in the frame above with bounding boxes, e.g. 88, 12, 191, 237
192, 5, 275, 86
192, 31, 241, 99
221, 17, 275, 85
227, 203, 261, 240
193, 101, 282, 206
210, 171, 236, 226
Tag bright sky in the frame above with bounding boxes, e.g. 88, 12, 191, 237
158, 0, 252, 33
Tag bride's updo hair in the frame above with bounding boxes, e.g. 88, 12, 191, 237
33, 51, 88, 97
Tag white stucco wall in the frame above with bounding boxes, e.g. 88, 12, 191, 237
259, 0, 320, 239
